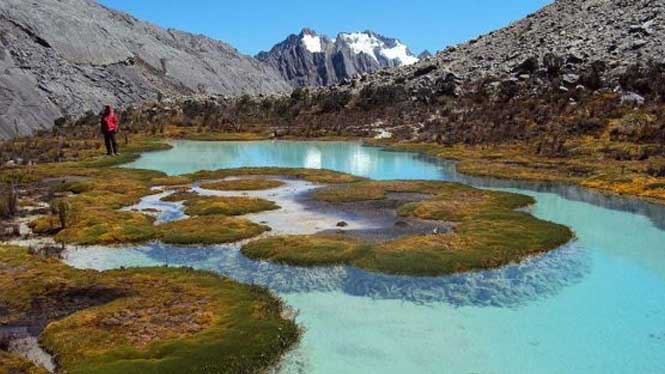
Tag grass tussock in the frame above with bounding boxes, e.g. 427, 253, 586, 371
245, 180, 572, 276
55, 209, 158, 245
312, 184, 387, 203
200, 178, 285, 191
183, 196, 279, 217
160, 191, 199, 202
158, 216, 270, 245
150, 175, 193, 186
0, 246, 300, 374
243, 235, 369, 266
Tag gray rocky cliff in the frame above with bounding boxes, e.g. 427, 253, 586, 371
0, 0, 290, 138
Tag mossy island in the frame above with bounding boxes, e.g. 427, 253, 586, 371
242, 180, 573, 276
0, 246, 299, 374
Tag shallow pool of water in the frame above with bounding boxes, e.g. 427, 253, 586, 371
76, 140, 665, 373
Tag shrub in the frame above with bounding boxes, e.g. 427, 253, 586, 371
646, 160, 665, 177
50, 198, 71, 229
318, 91, 352, 113
0, 183, 18, 219
359, 84, 407, 109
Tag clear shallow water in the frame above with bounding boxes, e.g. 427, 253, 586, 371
78, 140, 665, 373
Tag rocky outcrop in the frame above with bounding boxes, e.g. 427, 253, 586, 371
0, 0, 290, 138
351, 0, 664, 96
256, 29, 419, 87
418, 50, 433, 60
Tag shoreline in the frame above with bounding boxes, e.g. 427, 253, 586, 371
362, 139, 665, 207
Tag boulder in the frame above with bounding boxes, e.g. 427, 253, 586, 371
620, 92, 645, 106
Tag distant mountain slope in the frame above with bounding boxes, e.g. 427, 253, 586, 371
0, 0, 290, 138
257, 29, 419, 87
361, 0, 664, 92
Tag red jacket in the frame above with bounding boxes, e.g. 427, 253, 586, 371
101, 110, 119, 133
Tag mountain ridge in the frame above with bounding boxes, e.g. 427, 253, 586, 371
256, 28, 419, 87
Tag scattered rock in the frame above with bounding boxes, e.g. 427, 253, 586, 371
620, 92, 645, 106
562, 74, 580, 85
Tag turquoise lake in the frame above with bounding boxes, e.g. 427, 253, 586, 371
67, 140, 665, 373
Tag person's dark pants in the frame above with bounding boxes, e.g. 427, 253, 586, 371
104, 131, 118, 155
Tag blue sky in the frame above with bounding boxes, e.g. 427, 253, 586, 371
98, 0, 552, 56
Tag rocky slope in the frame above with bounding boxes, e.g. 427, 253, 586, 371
0, 0, 290, 139
350, 0, 664, 95
256, 29, 419, 87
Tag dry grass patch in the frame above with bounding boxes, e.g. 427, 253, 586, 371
160, 191, 199, 202
189, 167, 364, 185
312, 184, 387, 203
0, 351, 48, 374
150, 175, 193, 186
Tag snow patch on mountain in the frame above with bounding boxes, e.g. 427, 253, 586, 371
340, 32, 383, 60
381, 43, 419, 65
339, 32, 418, 65
302, 34, 322, 53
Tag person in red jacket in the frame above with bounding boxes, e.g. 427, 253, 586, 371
101, 105, 119, 156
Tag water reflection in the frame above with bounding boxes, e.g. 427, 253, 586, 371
65, 241, 589, 308
432, 158, 665, 232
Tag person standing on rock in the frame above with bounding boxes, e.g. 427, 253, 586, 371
101, 105, 119, 156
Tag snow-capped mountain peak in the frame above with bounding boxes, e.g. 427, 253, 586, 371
338, 31, 418, 66
257, 28, 420, 87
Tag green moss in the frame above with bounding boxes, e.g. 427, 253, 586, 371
244, 180, 572, 276
183, 196, 279, 217
159, 216, 270, 245
0, 246, 300, 374
200, 178, 285, 191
